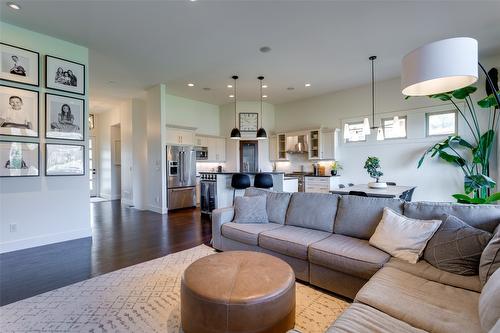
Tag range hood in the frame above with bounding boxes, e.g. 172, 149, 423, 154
286, 135, 308, 154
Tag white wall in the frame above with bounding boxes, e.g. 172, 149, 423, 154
0, 22, 90, 253
275, 55, 500, 202
131, 98, 148, 209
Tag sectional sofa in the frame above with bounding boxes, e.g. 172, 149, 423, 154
211, 190, 500, 333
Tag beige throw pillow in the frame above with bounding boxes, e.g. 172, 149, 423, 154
369, 207, 442, 264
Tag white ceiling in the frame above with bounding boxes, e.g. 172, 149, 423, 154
1, 0, 500, 108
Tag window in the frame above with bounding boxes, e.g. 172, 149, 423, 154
426, 111, 457, 136
382, 116, 407, 139
345, 122, 366, 142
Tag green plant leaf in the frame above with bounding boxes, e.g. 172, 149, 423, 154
404, 96, 411, 100
452, 194, 486, 204
448, 135, 474, 149
452, 86, 477, 99
429, 93, 452, 101
484, 193, 500, 204
472, 130, 495, 165
437, 150, 466, 167
477, 92, 499, 108
464, 174, 496, 194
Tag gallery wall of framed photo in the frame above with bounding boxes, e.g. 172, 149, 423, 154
0, 42, 87, 178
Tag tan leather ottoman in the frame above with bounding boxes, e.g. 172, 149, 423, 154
181, 251, 296, 333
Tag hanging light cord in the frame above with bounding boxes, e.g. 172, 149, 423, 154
233, 76, 238, 128
370, 56, 376, 128
260, 78, 263, 128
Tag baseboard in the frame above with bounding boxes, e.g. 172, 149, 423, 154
0, 228, 93, 254
147, 204, 167, 214
100, 193, 121, 200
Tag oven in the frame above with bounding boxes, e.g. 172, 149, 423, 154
200, 173, 217, 214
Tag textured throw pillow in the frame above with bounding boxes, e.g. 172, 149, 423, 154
245, 188, 291, 224
233, 195, 269, 224
480, 226, 500, 286
369, 207, 442, 264
423, 214, 492, 275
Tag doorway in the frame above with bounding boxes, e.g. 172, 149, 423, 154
239, 141, 258, 172
89, 136, 98, 197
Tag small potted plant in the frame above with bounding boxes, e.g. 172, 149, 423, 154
364, 156, 387, 188
330, 161, 342, 176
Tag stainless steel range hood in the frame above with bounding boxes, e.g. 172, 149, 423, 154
286, 135, 308, 154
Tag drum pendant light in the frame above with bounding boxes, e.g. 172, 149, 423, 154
256, 76, 267, 139
230, 75, 241, 139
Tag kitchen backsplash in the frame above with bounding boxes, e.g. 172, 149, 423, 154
275, 154, 336, 173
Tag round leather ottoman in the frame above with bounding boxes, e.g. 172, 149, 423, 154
181, 251, 296, 333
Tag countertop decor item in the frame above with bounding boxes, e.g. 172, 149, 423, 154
229, 75, 241, 139
331, 161, 342, 176
402, 37, 500, 204
364, 156, 386, 188
256, 76, 267, 139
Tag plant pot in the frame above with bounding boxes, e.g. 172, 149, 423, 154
331, 170, 337, 176
368, 182, 387, 189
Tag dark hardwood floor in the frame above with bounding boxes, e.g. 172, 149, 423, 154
0, 200, 212, 306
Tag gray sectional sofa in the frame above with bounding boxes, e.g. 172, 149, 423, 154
211, 190, 500, 333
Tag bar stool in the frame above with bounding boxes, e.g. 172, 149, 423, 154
231, 173, 251, 203
254, 173, 273, 190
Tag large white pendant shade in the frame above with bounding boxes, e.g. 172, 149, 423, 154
401, 37, 478, 96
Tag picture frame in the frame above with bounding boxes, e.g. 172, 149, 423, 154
45, 143, 85, 176
239, 112, 259, 132
0, 42, 39, 87
45, 55, 85, 95
45, 93, 85, 141
0, 85, 39, 138
0, 140, 40, 177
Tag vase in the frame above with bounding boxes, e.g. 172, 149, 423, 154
368, 181, 387, 189
331, 170, 337, 176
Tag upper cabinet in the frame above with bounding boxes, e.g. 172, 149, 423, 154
166, 126, 195, 146
308, 128, 339, 160
197, 135, 226, 162
269, 133, 288, 161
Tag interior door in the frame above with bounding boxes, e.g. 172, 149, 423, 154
89, 137, 98, 197
240, 141, 259, 172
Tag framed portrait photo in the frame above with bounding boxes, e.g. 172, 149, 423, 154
0, 43, 39, 87
0, 141, 39, 177
46, 93, 84, 141
45, 55, 85, 95
0, 85, 39, 138
239, 112, 258, 132
45, 143, 85, 176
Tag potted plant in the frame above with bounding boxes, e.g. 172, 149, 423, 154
330, 161, 342, 176
364, 156, 386, 188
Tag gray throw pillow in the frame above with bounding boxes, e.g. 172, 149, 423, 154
233, 195, 269, 224
245, 188, 291, 224
423, 214, 492, 275
480, 225, 500, 286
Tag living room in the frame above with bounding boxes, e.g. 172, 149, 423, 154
0, 1, 499, 332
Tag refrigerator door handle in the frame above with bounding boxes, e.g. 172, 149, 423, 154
178, 151, 183, 185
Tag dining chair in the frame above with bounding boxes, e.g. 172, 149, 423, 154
349, 191, 368, 197
386, 182, 396, 186
348, 183, 354, 187
400, 188, 415, 201
338, 184, 345, 188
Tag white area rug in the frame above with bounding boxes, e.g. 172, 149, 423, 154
0, 245, 348, 332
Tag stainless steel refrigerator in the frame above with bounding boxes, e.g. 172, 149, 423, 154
167, 145, 196, 210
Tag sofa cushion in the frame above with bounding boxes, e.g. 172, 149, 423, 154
334, 196, 404, 240
285, 192, 339, 232
355, 266, 482, 333
385, 257, 482, 292
326, 303, 426, 333
259, 225, 331, 260
480, 225, 500, 286
245, 188, 291, 224
369, 208, 441, 264
404, 201, 500, 233
221, 222, 283, 246
309, 234, 390, 280
423, 214, 492, 275
479, 268, 500, 333
233, 195, 268, 224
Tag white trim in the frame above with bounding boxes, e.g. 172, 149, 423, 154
100, 193, 121, 200
0, 228, 93, 254
147, 204, 167, 214
121, 198, 133, 206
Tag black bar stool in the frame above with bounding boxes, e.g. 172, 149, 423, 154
254, 173, 273, 190
231, 173, 251, 203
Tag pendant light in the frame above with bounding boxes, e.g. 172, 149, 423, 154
256, 76, 267, 139
364, 56, 384, 140
229, 75, 241, 139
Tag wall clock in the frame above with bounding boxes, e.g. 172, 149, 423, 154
239, 113, 258, 132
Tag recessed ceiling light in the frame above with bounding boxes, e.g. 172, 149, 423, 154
229, 94, 234, 98
259, 46, 272, 53
305, 83, 311, 87
187, 83, 194, 87
287, 87, 295, 91
227, 84, 233, 88
7, 2, 21, 10
203, 87, 211, 91
262, 85, 268, 89
262, 95, 268, 98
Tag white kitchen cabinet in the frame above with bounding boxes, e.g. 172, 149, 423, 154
165, 127, 195, 145
202, 136, 226, 162
304, 176, 341, 193
195, 135, 209, 147
308, 128, 339, 160
216, 138, 226, 162
269, 133, 288, 161
269, 135, 277, 161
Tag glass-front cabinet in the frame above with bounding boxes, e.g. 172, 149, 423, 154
308, 130, 320, 159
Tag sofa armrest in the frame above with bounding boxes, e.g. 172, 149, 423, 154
211, 207, 235, 250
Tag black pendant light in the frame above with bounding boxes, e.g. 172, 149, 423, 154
230, 75, 241, 139
256, 76, 267, 139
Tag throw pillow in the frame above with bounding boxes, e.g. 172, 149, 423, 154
480, 225, 500, 286
245, 188, 292, 224
233, 195, 269, 224
369, 207, 442, 264
423, 214, 492, 275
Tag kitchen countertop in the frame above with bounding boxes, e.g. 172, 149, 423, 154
199, 171, 285, 175
285, 173, 341, 178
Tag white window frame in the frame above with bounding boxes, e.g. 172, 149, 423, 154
345, 121, 367, 143
425, 110, 458, 137
382, 115, 407, 140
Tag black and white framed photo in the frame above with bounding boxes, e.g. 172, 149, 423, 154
45, 93, 84, 141
0, 42, 39, 87
0, 85, 39, 138
239, 112, 258, 132
45, 55, 85, 95
45, 143, 85, 176
0, 141, 39, 177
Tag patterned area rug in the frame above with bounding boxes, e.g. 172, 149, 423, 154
0, 245, 349, 332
